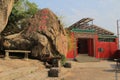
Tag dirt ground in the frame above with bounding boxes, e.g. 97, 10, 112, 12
0, 58, 119, 80
64, 60, 119, 80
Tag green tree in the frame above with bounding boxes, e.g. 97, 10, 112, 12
2, 0, 38, 35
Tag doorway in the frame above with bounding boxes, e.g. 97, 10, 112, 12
77, 38, 94, 57
77, 38, 88, 54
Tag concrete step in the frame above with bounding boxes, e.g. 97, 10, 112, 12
0, 67, 38, 80
76, 54, 100, 63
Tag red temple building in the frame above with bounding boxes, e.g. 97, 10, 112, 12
67, 18, 118, 59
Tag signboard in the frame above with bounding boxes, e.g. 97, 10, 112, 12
74, 33, 95, 38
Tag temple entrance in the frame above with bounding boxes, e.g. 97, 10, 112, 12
76, 38, 98, 62
77, 38, 88, 54
77, 38, 94, 56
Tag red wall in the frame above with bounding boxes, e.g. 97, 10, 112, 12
95, 36, 118, 58
67, 32, 77, 58
67, 32, 118, 59
67, 50, 74, 58
88, 39, 94, 56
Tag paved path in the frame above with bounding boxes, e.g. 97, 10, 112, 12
64, 60, 120, 80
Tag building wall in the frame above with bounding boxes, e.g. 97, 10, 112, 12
67, 32, 118, 59
95, 36, 118, 58
88, 39, 94, 56
67, 32, 76, 58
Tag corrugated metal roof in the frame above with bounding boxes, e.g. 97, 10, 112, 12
69, 18, 93, 29
69, 18, 114, 35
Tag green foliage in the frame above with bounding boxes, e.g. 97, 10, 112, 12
60, 54, 66, 66
11, 0, 38, 21
2, 0, 39, 35
65, 28, 74, 51
58, 15, 66, 27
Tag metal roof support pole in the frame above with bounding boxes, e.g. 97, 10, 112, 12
117, 20, 120, 49
93, 36, 96, 57
91, 19, 93, 25
91, 19, 96, 58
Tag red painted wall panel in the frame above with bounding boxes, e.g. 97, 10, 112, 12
67, 50, 75, 58
88, 39, 94, 56
67, 32, 77, 58
95, 37, 118, 58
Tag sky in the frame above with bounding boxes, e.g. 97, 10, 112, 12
29, 0, 120, 34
